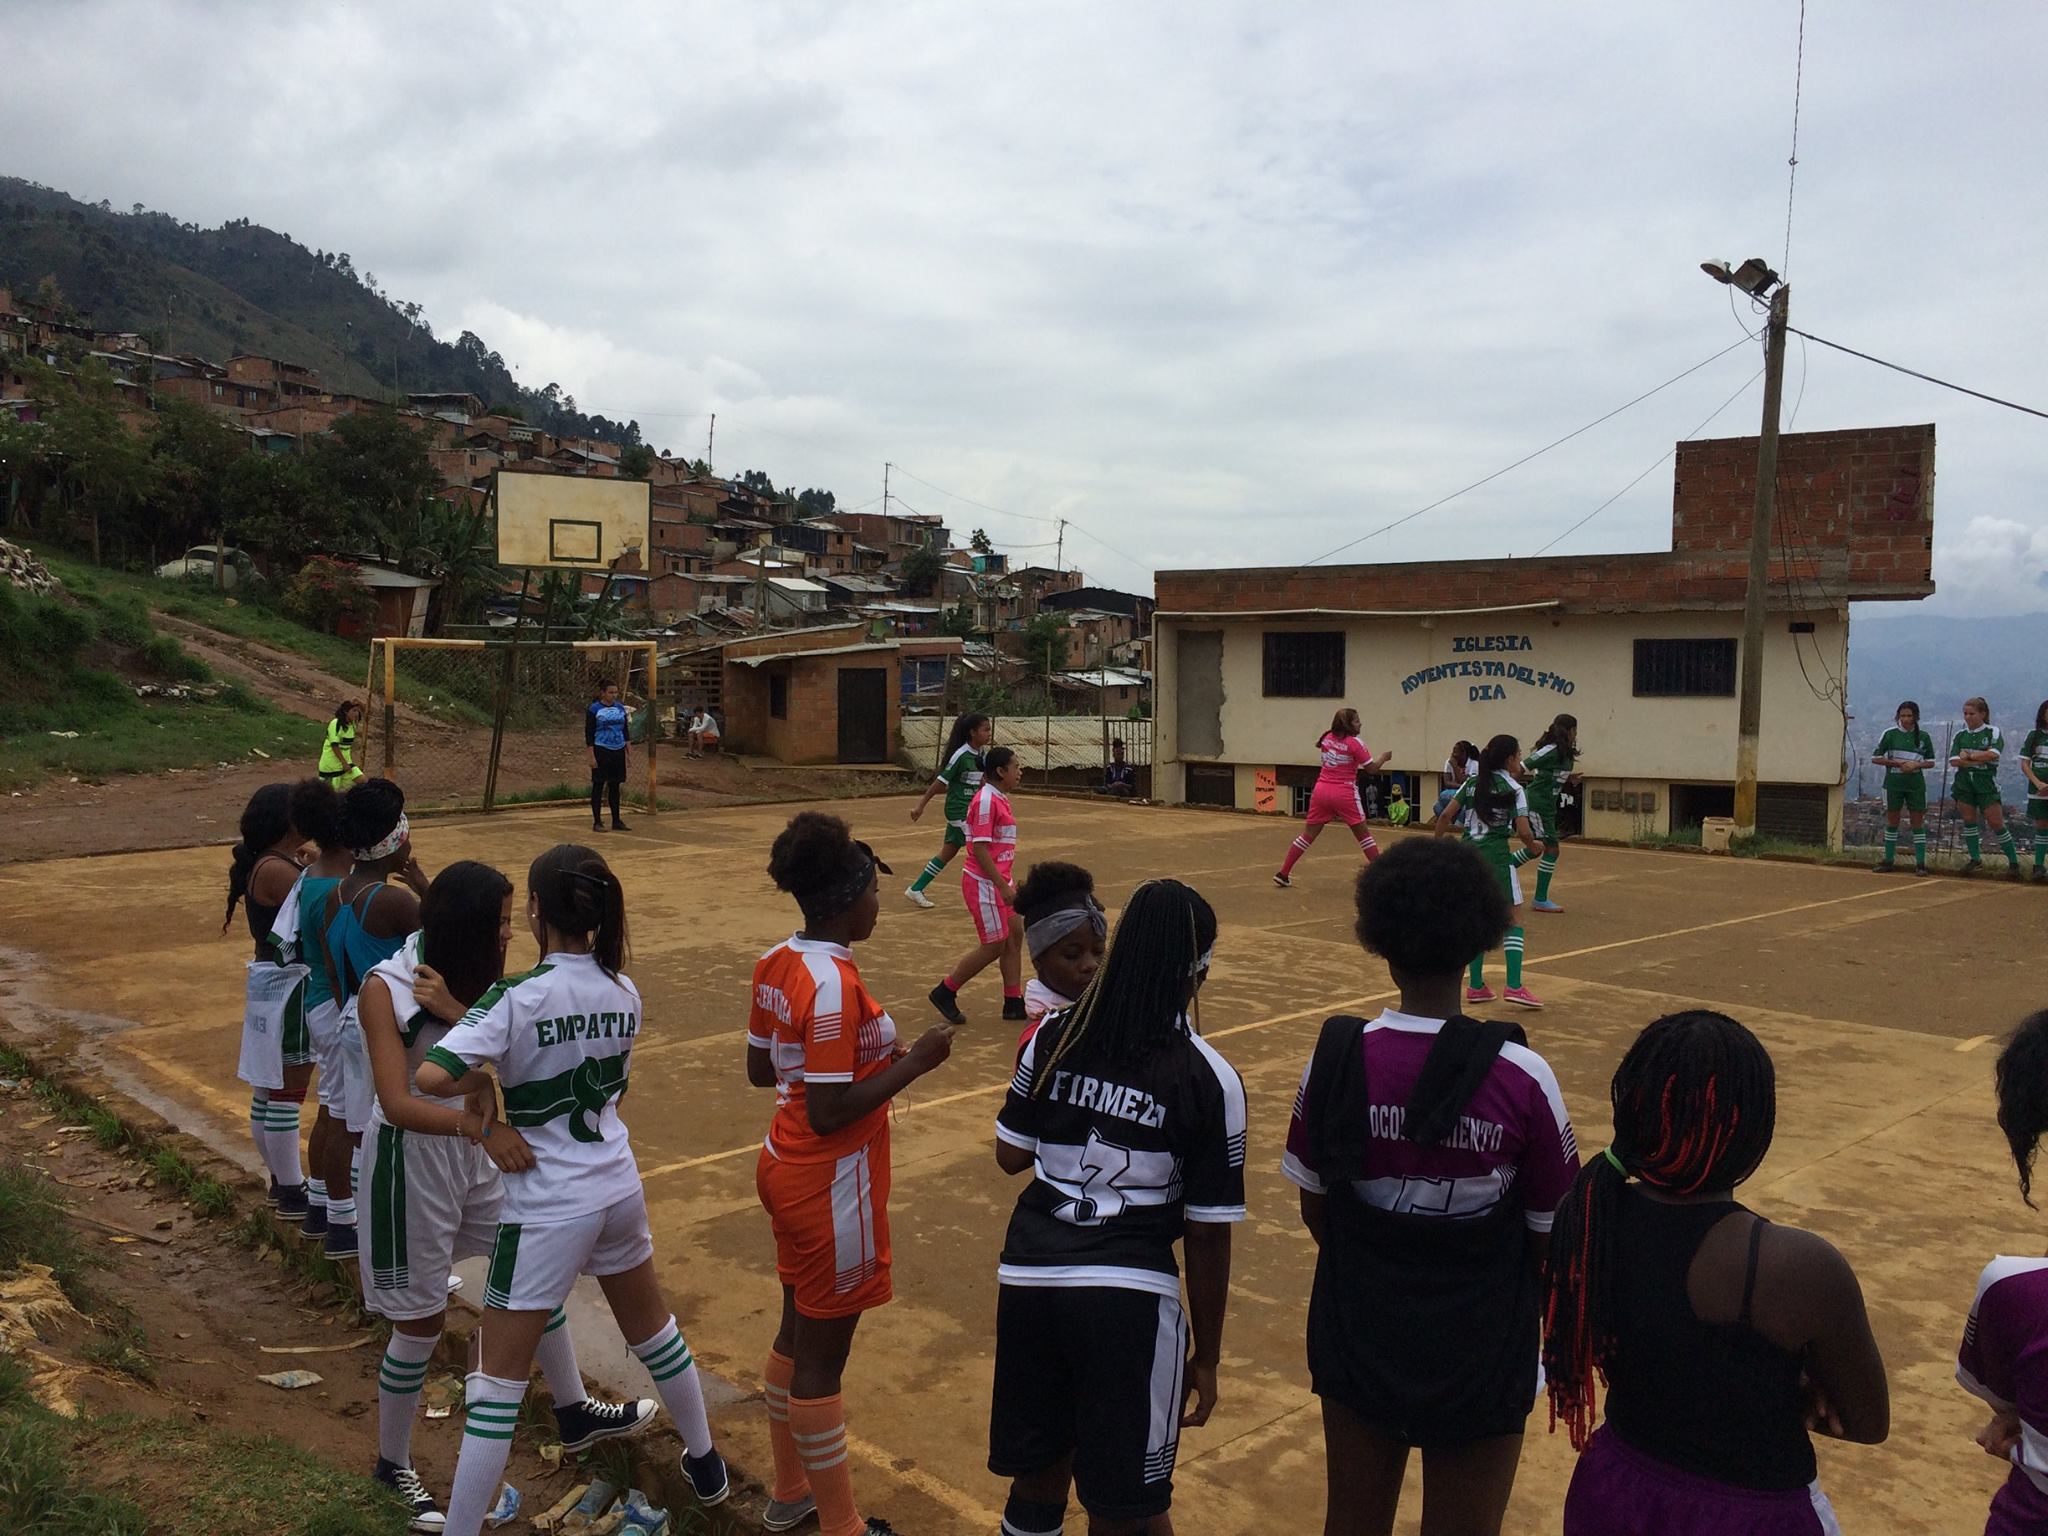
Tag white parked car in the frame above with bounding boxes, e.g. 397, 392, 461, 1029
156, 545, 258, 588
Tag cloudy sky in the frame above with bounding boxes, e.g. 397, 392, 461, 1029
8, 2, 2046, 614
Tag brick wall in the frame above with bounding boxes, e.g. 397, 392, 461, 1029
1158, 424, 1934, 615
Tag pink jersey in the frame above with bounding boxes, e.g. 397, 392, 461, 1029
964, 783, 1018, 885
1316, 732, 1371, 788
1281, 1009, 1580, 1232
1959, 1255, 2048, 1532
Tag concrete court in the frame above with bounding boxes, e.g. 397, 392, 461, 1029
0, 794, 2038, 1535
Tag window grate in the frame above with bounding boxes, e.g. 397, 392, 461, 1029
1262, 631, 1345, 698
1633, 638, 1736, 697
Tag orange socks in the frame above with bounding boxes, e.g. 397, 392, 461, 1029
788, 1393, 861, 1536
763, 1351, 809, 1505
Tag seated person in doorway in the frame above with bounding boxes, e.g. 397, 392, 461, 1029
1103, 740, 1138, 797
688, 708, 723, 757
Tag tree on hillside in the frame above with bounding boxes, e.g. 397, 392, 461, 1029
618, 443, 655, 480
795, 488, 836, 519
940, 601, 980, 639
739, 469, 777, 499
222, 453, 337, 571
307, 406, 438, 564
148, 399, 246, 557
1024, 608, 1072, 675
970, 528, 994, 555
40, 361, 153, 564
900, 544, 945, 598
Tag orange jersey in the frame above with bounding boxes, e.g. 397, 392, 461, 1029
749, 935, 899, 1164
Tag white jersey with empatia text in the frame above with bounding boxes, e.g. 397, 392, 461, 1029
423, 950, 642, 1223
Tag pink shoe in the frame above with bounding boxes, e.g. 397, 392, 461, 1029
1504, 987, 1545, 1009
1465, 985, 1496, 1004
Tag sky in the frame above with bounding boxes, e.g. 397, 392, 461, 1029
6, 2, 2046, 615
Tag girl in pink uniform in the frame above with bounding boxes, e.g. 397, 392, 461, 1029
930, 747, 1027, 1025
1275, 709, 1388, 887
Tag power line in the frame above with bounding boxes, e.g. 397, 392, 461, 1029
1784, 0, 1807, 275
1788, 327, 2048, 421
1301, 334, 1758, 566
1531, 365, 1766, 557
888, 465, 1061, 526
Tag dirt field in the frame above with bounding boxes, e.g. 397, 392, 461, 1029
0, 796, 2035, 1534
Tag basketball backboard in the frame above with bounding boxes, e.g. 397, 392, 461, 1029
493, 473, 650, 571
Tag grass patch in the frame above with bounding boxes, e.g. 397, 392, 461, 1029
0, 1162, 105, 1311
80, 1316, 155, 1385
498, 782, 578, 805
64, 1416, 409, 1536
1726, 835, 1865, 865
0, 681, 322, 790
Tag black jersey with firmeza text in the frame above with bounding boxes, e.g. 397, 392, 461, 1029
995, 1014, 1247, 1300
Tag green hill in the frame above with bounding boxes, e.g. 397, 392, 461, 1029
0, 177, 646, 449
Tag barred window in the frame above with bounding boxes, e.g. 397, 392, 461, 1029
1262, 631, 1345, 698
1633, 638, 1736, 697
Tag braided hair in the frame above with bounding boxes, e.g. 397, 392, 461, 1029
1471, 733, 1519, 827
224, 782, 294, 931
1543, 1010, 1777, 1449
1032, 878, 1214, 1095
529, 843, 628, 976
1996, 1011, 2048, 1208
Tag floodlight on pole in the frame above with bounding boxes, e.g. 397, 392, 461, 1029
1699, 255, 1791, 840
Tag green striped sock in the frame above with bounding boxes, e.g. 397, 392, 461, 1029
1913, 830, 1927, 868
1534, 853, 1558, 902
1882, 828, 1897, 862
908, 857, 945, 894
2001, 829, 2021, 867
2035, 834, 2047, 870
1505, 926, 1526, 990
1967, 827, 1983, 860
1468, 953, 1485, 990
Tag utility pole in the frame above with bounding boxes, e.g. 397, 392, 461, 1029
1732, 283, 1790, 840
882, 461, 892, 520
705, 413, 714, 470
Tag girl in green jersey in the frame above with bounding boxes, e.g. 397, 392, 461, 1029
1871, 701, 1935, 875
1522, 713, 1579, 913
906, 713, 992, 909
2022, 700, 2048, 882
1950, 697, 2023, 878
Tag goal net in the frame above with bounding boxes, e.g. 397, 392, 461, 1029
359, 637, 660, 813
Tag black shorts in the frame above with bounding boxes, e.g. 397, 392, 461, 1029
591, 745, 627, 784
988, 1283, 1187, 1521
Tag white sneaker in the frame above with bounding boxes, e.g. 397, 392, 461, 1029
905, 887, 935, 909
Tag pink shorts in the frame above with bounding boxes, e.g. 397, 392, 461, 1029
1306, 782, 1364, 828
964, 876, 1016, 946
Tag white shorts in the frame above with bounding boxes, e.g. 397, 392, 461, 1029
482, 1189, 656, 1313
360, 1115, 503, 1320
964, 876, 1015, 947
237, 961, 311, 1090
338, 999, 376, 1135
307, 998, 346, 1113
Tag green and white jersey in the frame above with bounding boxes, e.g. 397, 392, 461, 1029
1875, 727, 1936, 789
2024, 729, 2048, 798
1452, 771, 1530, 845
364, 935, 462, 1113
424, 950, 642, 1223
939, 742, 985, 825
1950, 724, 2004, 795
1523, 741, 1576, 808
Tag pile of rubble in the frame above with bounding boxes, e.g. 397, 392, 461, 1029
0, 538, 61, 596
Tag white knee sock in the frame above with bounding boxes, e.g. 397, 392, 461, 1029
327, 1192, 357, 1229
445, 1371, 524, 1536
251, 1092, 303, 1187
377, 1329, 441, 1467
532, 1307, 587, 1411
629, 1316, 713, 1456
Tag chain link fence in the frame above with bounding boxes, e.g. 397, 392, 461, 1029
1841, 715, 2039, 866
358, 639, 658, 812
902, 712, 1153, 794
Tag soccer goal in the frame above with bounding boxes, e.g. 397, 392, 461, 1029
361, 636, 660, 813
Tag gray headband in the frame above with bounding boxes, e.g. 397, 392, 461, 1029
1025, 895, 1107, 958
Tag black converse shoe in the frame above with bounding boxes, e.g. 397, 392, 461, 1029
763, 1492, 818, 1532
928, 982, 965, 1025
274, 1184, 310, 1223
553, 1395, 658, 1452
373, 1458, 446, 1533
683, 1447, 731, 1507
1002, 995, 1027, 1022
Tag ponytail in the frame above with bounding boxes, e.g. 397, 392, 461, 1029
1543, 1010, 1776, 1449
224, 782, 294, 932
1472, 734, 1518, 826
528, 843, 629, 976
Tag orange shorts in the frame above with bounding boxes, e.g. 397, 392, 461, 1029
756, 1132, 893, 1319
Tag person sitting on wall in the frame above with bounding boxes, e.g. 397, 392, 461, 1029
688, 708, 722, 758
1103, 739, 1137, 797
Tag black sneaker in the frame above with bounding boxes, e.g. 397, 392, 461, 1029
302, 1202, 329, 1241
1964, 859, 1985, 877
593, 820, 605, 834
1872, 860, 1895, 874
612, 818, 630, 832
683, 1448, 731, 1507
1002, 996, 1027, 1022
2034, 868, 2048, 884
554, 1395, 658, 1452
275, 1184, 310, 1223
372, 1458, 446, 1534
1272, 873, 1292, 888
864, 1521, 902, 1535
2010, 864, 2028, 881
265, 1176, 285, 1209
324, 1222, 358, 1261
1914, 865, 1930, 878
928, 982, 965, 1025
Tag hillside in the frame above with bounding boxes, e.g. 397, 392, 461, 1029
0, 177, 647, 449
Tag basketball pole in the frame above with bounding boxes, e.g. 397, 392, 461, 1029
482, 565, 531, 812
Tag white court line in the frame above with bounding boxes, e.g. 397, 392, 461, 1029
637, 878, 1943, 1183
